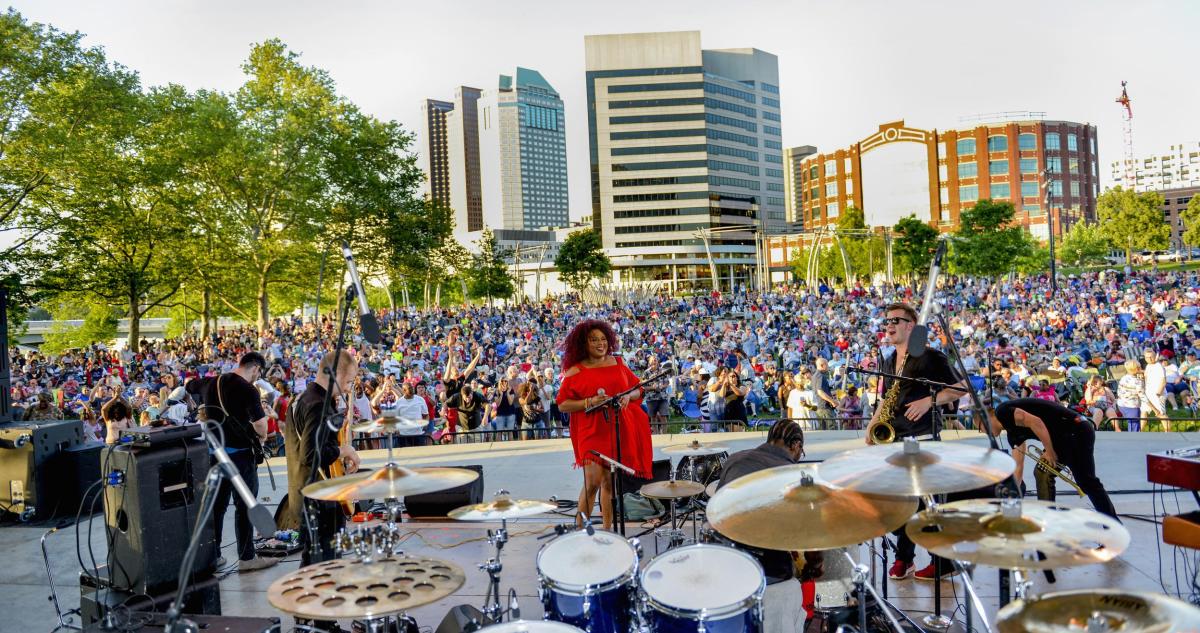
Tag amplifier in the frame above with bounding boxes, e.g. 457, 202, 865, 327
118, 424, 201, 448
0, 419, 84, 519
80, 572, 221, 628
1147, 446, 1200, 490
405, 464, 484, 518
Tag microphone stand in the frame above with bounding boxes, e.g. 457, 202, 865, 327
584, 369, 671, 536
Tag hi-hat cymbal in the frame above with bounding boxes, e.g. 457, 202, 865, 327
906, 499, 1129, 570
351, 416, 426, 435
707, 464, 918, 551
819, 439, 1016, 497
662, 440, 729, 456
303, 465, 480, 502
997, 589, 1200, 633
449, 493, 556, 521
268, 555, 465, 619
641, 480, 706, 499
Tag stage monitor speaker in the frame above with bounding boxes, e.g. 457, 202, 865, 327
64, 441, 106, 515
0, 419, 84, 519
80, 571, 221, 628
405, 464, 484, 518
102, 439, 216, 593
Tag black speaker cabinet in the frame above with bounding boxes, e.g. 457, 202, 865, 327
102, 440, 216, 593
80, 571, 221, 628
405, 464, 484, 518
0, 419, 84, 519
64, 441, 106, 515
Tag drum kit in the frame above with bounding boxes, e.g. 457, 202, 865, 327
263, 423, 1200, 633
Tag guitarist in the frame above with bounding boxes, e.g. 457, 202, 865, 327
185, 352, 277, 572
279, 349, 362, 566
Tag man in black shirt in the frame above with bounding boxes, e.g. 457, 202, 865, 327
185, 352, 275, 572
717, 419, 806, 633
989, 398, 1118, 519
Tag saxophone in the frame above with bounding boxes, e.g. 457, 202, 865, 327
867, 377, 901, 444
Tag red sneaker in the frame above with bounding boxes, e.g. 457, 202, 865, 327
915, 562, 960, 581
888, 560, 914, 579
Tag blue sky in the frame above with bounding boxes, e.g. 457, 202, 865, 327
11, 0, 1200, 221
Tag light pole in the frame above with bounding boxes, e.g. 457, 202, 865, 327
1042, 168, 1057, 293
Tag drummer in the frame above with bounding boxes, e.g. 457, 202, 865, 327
988, 398, 1119, 520
716, 419, 807, 633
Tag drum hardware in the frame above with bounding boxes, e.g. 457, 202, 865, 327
334, 523, 406, 564
994, 589, 1200, 633
819, 437, 1016, 497
641, 472, 703, 553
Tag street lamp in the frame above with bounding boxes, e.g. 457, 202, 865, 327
1042, 168, 1057, 293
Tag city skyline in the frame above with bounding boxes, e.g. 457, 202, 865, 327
13, 0, 1199, 223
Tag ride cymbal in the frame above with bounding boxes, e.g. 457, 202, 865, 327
449, 492, 556, 521
350, 416, 426, 435
302, 465, 480, 502
819, 438, 1016, 497
268, 555, 465, 619
662, 440, 730, 457
906, 498, 1129, 569
996, 589, 1200, 633
706, 464, 918, 551
641, 480, 706, 499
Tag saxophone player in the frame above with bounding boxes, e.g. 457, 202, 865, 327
872, 302, 968, 581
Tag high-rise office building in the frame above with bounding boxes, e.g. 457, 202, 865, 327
1110, 143, 1200, 192
585, 31, 785, 290
447, 86, 484, 235
784, 146, 817, 226
420, 99, 454, 204
477, 68, 569, 232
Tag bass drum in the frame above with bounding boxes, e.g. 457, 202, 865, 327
673, 451, 727, 488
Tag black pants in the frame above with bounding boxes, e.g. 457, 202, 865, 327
1034, 422, 1119, 520
212, 449, 259, 562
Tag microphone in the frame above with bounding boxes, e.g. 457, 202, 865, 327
342, 241, 381, 345
910, 239, 948, 358
579, 512, 596, 536
200, 424, 276, 537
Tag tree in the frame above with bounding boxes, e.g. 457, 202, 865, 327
951, 199, 1035, 277
1059, 222, 1113, 267
555, 229, 611, 291
468, 229, 514, 305
40, 302, 119, 355
1097, 186, 1169, 263
1181, 194, 1200, 251
892, 215, 939, 277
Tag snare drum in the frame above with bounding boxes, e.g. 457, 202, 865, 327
478, 621, 584, 633
537, 529, 639, 633
640, 544, 765, 633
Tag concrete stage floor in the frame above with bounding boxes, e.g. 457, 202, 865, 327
3, 430, 1198, 632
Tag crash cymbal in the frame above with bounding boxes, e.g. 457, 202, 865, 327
996, 589, 1200, 633
906, 498, 1129, 570
641, 480, 706, 499
819, 439, 1016, 497
449, 492, 556, 521
706, 464, 918, 551
302, 465, 480, 502
350, 416, 426, 435
662, 440, 729, 456
268, 555, 465, 619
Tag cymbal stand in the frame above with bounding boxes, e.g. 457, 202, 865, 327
841, 551, 905, 633
480, 517, 510, 623
920, 496, 994, 633
653, 470, 687, 553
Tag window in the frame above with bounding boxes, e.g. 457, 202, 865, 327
1018, 133, 1037, 151
762, 97, 780, 108
1024, 203, 1043, 216
612, 128, 704, 140
707, 144, 758, 161
707, 128, 757, 146
825, 159, 838, 176
809, 166, 818, 179
767, 197, 785, 206
612, 191, 710, 203
960, 185, 978, 201
709, 175, 760, 190
810, 187, 818, 200
1067, 134, 1078, 152
762, 82, 780, 94
608, 81, 703, 93
991, 183, 1010, 199
1069, 158, 1079, 174
705, 98, 756, 117
1020, 158, 1038, 174
1070, 181, 1080, 197
764, 125, 781, 136
990, 160, 1009, 175
987, 135, 1008, 152
1049, 180, 1063, 197
765, 154, 782, 164
611, 144, 706, 156
827, 202, 839, 218
1021, 181, 1039, 198
767, 182, 784, 192
612, 160, 707, 171
958, 162, 978, 178
1045, 133, 1061, 150
1047, 157, 1062, 174
706, 113, 757, 132
612, 176, 705, 188
763, 111, 781, 122
610, 97, 704, 109
766, 168, 784, 178
709, 160, 759, 176
825, 182, 838, 197
611, 113, 705, 125
765, 140, 782, 150
704, 82, 756, 103
957, 138, 976, 155
525, 105, 559, 130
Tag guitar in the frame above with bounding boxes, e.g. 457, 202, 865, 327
324, 391, 356, 517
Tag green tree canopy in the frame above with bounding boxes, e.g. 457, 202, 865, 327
468, 229, 514, 305
555, 229, 611, 291
1181, 194, 1200, 250
1059, 222, 1113, 266
950, 199, 1035, 276
1097, 186, 1169, 263
892, 215, 939, 277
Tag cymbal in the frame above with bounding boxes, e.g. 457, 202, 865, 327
449, 493, 556, 521
662, 440, 729, 457
268, 555, 465, 619
705, 480, 719, 498
906, 499, 1129, 569
819, 439, 1016, 497
350, 416, 426, 435
303, 465, 480, 502
706, 464, 918, 551
641, 480, 706, 499
997, 589, 1200, 633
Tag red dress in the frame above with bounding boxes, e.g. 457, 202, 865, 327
556, 357, 654, 479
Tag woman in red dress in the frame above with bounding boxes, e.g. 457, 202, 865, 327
556, 319, 654, 529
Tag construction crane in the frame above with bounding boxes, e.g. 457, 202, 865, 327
1116, 80, 1135, 188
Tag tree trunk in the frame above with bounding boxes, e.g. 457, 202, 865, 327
460, 277, 469, 306
435, 283, 442, 307
201, 287, 212, 339
423, 276, 431, 310
256, 272, 270, 331
128, 291, 140, 350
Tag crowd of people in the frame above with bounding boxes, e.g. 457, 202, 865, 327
8, 266, 1200, 445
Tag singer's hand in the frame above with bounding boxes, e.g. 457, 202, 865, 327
618, 394, 632, 410
340, 445, 361, 474
904, 396, 933, 421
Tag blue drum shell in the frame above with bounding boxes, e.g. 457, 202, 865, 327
644, 607, 761, 633
541, 582, 634, 633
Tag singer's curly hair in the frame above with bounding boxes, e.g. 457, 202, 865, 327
560, 319, 620, 371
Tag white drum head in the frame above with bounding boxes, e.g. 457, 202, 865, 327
642, 545, 763, 611
538, 530, 637, 590
480, 621, 584, 633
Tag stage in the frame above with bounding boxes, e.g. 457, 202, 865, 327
3, 429, 1195, 632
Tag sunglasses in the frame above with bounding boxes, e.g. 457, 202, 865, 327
883, 317, 913, 325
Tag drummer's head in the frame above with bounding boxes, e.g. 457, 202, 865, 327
317, 349, 357, 395
766, 419, 805, 462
